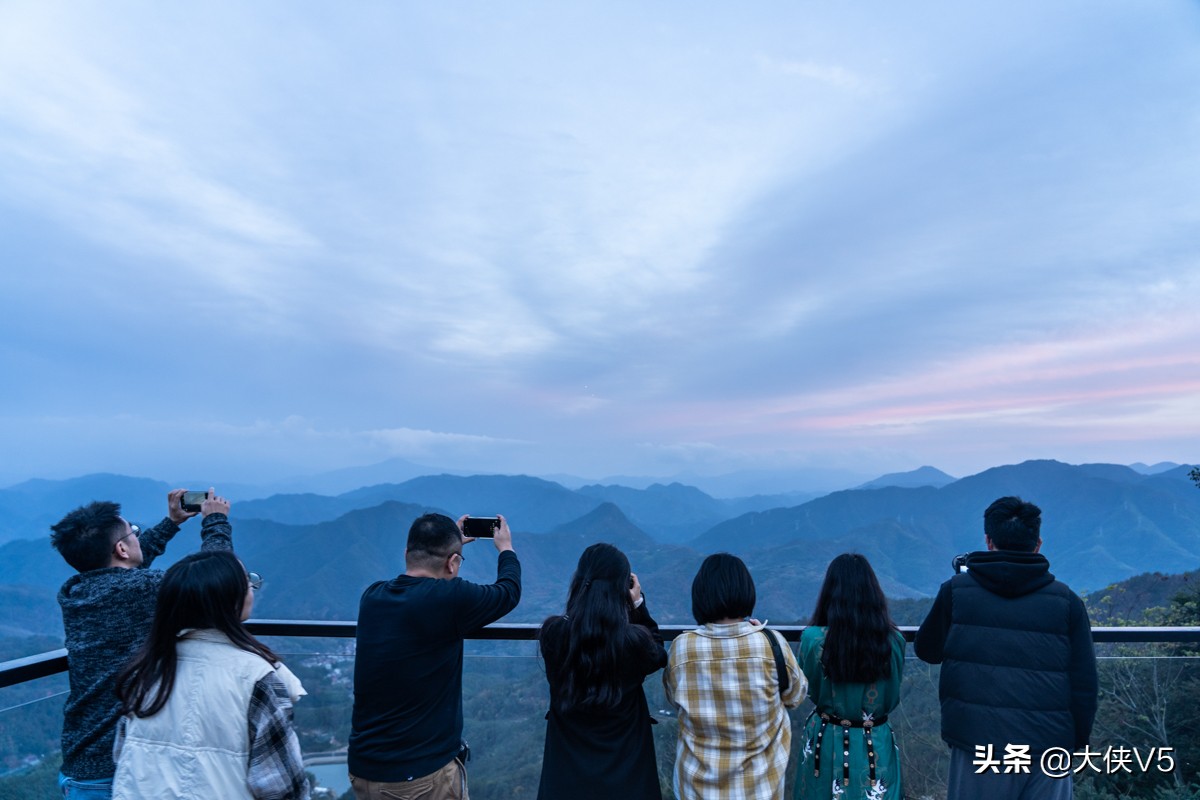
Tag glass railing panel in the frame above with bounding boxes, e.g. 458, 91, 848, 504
0, 672, 68, 796
2, 636, 1198, 799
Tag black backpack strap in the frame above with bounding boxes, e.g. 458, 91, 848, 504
759, 627, 790, 693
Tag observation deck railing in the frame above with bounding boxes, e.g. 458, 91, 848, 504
5, 621, 1200, 688
5, 622, 1200, 798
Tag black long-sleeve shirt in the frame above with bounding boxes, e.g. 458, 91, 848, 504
348, 550, 522, 782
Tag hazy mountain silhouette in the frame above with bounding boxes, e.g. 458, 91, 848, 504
694, 460, 1200, 593
0, 474, 177, 545
857, 466, 957, 490
236, 474, 603, 532
3, 459, 1199, 642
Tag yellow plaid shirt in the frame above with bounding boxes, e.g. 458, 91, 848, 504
664, 621, 807, 800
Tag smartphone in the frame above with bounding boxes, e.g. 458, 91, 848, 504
181, 491, 209, 513
463, 516, 500, 538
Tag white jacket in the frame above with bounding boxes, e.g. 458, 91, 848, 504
113, 630, 284, 800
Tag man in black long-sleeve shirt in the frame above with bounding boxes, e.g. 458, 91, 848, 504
349, 512, 522, 800
50, 488, 234, 799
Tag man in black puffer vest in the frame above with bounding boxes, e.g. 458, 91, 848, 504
916, 496, 1097, 800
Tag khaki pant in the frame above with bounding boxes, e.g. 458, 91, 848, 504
350, 758, 468, 800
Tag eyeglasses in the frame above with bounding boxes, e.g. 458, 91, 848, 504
112, 524, 141, 552
247, 572, 263, 591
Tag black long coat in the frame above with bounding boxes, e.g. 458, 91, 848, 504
536, 603, 668, 800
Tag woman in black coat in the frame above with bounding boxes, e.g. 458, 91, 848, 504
537, 543, 668, 800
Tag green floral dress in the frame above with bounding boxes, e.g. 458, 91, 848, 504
795, 627, 905, 800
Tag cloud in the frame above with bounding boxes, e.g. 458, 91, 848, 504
755, 55, 870, 92
1, 2, 1198, 484
0, 6, 319, 299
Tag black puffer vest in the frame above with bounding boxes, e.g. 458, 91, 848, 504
939, 551, 1077, 754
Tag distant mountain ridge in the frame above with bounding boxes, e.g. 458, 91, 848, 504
0, 474, 176, 545
694, 460, 1200, 595
857, 466, 957, 490
2, 460, 1197, 638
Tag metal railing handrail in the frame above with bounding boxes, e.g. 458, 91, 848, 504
5, 621, 1200, 689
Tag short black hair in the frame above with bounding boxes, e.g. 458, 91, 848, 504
50, 501, 124, 573
691, 553, 756, 625
984, 496, 1042, 552
406, 513, 463, 568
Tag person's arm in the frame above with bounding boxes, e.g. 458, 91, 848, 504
662, 635, 685, 708
136, 518, 181, 568
199, 489, 233, 552
630, 600, 668, 673
455, 550, 522, 633
913, 581, 953, 664
885, 629, 906, 712
779, 632, 808, 708
539, 616, 566, 680
798, 628, 823, 706
112, 715, 128, 763
137, 489, 196, 567
1068, 593, 1099, 748
247, 672, 310, 800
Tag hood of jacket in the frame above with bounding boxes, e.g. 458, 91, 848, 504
963, 549, 1055, 598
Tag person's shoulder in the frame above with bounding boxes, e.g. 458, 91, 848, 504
669, 628, 698, 649
1053, 581, 1089, 610
359, 578, 393, 596
60, 566, 161, 600
358, 576, 428, 606
538, 615, 568, 646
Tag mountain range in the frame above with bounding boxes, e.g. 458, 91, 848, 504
1, 459, 1197, 647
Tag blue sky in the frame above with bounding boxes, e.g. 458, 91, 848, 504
1, 1, 1198, 487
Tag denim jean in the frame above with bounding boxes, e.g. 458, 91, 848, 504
58, 772, 113, 799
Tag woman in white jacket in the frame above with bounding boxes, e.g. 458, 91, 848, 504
113, 550, 309, 800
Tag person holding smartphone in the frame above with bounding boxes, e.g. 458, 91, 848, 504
536, 543, 668, 800
49, 488, 233, 799
348, 513, 521, 800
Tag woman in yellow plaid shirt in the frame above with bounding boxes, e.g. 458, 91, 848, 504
664, 553, 808, 799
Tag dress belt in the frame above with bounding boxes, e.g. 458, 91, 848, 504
812, 712, 888, 787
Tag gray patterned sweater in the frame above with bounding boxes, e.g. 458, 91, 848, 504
56, 513, 233, 780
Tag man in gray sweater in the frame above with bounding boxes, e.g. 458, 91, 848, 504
50, 488, 234, 799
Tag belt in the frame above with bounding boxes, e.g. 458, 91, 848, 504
812, 711, 888, 787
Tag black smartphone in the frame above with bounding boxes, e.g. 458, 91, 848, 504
181, 491, 209, 513
463, 516, 500, 538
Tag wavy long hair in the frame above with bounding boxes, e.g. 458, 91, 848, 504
540, 543, 648, 712
809, 553, 897, 684
115, 550, 277, 717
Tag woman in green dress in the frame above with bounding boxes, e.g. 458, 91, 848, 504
796, 554, 905, 800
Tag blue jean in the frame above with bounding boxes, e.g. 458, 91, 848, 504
58, 772, 113, 799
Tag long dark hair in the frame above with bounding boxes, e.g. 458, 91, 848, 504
809, 553, 897, 683
115, 550, 277, 717
539, 543, 648, 712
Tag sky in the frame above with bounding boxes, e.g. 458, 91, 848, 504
1, 1, 1198, 489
